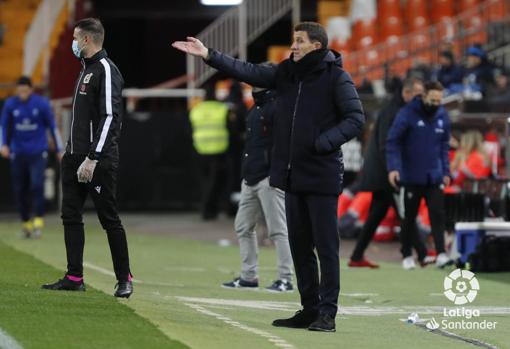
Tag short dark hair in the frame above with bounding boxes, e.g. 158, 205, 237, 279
402, 77, 423, 91
424, 80, 444, 93
16, 76, 32, 87
74, 18, 105, 46
294, 22, 328, 49
439, 50, 454, 62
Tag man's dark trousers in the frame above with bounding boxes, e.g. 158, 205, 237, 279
10, 152, 47, 221
61, 153, 131, 281
401, 184, 446, 258
286, 192, 339, 317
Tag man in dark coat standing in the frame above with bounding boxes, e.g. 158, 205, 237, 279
173, 22, 365, 332
349, 78, 424, 268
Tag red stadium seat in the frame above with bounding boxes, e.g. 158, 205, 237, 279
431, 0, 455, 23
352, 19, 378, 50
405, 0, 429, 31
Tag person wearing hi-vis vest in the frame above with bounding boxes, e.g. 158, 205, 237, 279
190, 83, 231, 220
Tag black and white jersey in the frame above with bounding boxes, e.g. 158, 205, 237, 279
66, 49, 124, 161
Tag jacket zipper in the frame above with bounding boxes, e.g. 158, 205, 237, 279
89, 121, 93, 142
70, 60, 85, 154
287, 81, 302, 170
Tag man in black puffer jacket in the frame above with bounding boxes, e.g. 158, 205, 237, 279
173, 22, 365, 332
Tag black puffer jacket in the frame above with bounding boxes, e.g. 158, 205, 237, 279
241, 89, 276, 186
207, 49, 365, 195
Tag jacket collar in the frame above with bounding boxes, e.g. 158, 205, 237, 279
285, 49, 343, 81
252, 89, 276, 106
82, 49, 107, 67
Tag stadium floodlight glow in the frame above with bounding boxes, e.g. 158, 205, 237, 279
200, 0, 243, 5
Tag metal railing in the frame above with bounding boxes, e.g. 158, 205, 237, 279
187, 0, 300, 89
23, 0, 70, 77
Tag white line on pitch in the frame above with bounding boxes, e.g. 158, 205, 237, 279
83, 261, 185, 287
176, 297, 510, 316
184, 303, 296, 349
0, 327, 23, 349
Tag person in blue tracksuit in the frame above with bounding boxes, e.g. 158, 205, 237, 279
0, 76, 63, 238
386, 81, 451, 270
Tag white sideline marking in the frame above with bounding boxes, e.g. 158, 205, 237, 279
184, 303, 296, 349
164, 266, 206, 273
83, 261, 185, 287
176, 297, 510, 316
0, 327, 23, 349
341, 293, 379, 297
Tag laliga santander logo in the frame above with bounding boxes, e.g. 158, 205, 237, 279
443, 269, 480, 305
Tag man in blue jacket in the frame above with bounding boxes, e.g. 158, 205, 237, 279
0, 76, 63, 238
386, 81, 451, 270
174, 22, 365, 332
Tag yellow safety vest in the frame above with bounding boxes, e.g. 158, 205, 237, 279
189, 100, 229, 155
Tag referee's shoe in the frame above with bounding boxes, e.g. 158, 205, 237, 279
114, 281, 133, 298
41, 276, 85, 291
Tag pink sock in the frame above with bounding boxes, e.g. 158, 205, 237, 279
128, 274, 133, 282
66, 275, 83, 282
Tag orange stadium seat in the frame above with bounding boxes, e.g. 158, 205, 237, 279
458, 0, 480, 13
352, 19, 378, 50
431, 0, 455, 23
405, 0, 429, 31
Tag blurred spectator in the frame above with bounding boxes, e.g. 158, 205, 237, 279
433, 51, 463, 91
450, 130, 491, 191
406, 57, 432, 82
189, 83, 231, 220
463, 46, 495, 95
486, 70, 510, 109
384, 64, 402, 94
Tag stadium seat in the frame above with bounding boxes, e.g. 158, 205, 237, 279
431, 0, 455, 23
405, 0, 429, 31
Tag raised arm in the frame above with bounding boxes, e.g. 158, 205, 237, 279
173, 37, 277, 88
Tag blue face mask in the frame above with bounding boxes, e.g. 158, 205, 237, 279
72, 40, 82, 58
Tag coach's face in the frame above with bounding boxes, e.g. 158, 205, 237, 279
291, 31, 321, 62
423, 89, 443, 106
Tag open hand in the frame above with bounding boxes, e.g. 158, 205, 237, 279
172, 37, 208, 59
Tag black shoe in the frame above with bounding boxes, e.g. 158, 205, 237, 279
272, 309, 319, 328
41, 276, 85, 291
308, 314, 336, 332
222, 277, 258, 289
114, 281, 133, 298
